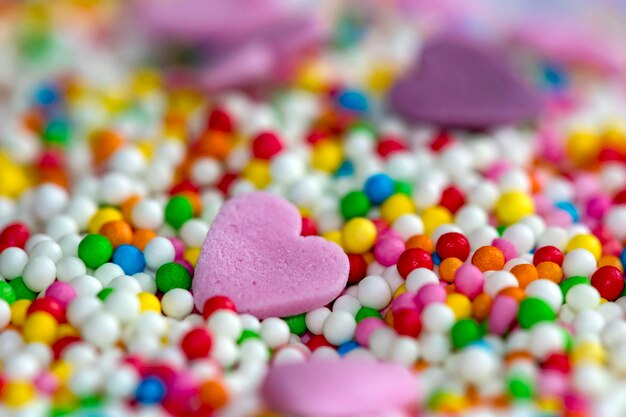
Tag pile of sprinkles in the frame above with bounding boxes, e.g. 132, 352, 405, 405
3, 1, 626, 417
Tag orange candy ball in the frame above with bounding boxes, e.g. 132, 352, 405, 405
472, 293, 492, 321
132, 229, 157, 251
536, 261, 563, 284
510, 264, 538, 289
471, 246, 505, 272
439, 257, 463, 283
99, 220, 133, 248
405, 234, 433, 253
199, 380, 229, 409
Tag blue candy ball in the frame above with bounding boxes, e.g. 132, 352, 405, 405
364, 173, 395, 205
112, 244, 146, 275
135, 376, 166, 404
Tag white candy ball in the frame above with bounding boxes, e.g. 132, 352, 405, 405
563, 249, 597, 278
143, 237, 175, 270
161, 288, 194, 320
306, 307, 331, 335
357, 275, 392, 310
405, 268, 439, 293
260, 318, 291, 349
22, 256, 56, 292
104, 290, 140, 324
0, 247, 28, 279
82, 311, 120, 348
322, 311, 356, 346
388, 336, 420, 367
131, 200, 164, 231
56, 256, 87, 282
566, 284, 601, 312
332, 295, 361, 316
208, 310, 243, 341
421, 303, 456, 333
392, 214, 424, 240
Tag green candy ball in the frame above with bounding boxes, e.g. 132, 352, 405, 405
355, 307, 383, 322
0, 281, 16, 304
283, 314, 307, 336
78, 234, 113, 269
165, 195, 194, 230
156, 262, 192, 293
450, 318, 481, 349
9, 277, 37, 301
340, 191, 371, 220
518, 297, 556, 329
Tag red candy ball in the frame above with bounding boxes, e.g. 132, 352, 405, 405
542, 352, 571, 374
207, 108, 233, 133
591, 265, 624, 301
393, 308, 422, 337
0, 222, 30, 249
397, 248, 433, 279
430, 131, 453, 152
347, 254, 368, 284
252, 132, 283, 160
216, 172, 237, 195
301, 217, 318, 236
439, 186, 465, 214
27, 298, 65, 323
533, 246, 564, 266
306, 334, 334, 350
181, 328, 213, 360
376, 136, 406, 158
202, 296, 237, 320
436, 232, 470, 261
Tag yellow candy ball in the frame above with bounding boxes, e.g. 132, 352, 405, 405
138, 292, 161, 312
446, 293, 472, 319
57, 323, 79, 339
421, 206, 453, 236
88, 207, 124, 234
322, 230, 343, 248
10, 299, 31, 326
342, 218, 377, 254
242, 159, 271, 189
50, 360, 73, 382
567, 130, 601, 166
23, 311, 58, 345
380, 194, 416, 224
311, 140, 343, 173
494, 191, 535, 226
566, 234, 602, 261
572, 341, 606, 365
2, 381, 35, 407
394, 284, 407, 298
184, 247, 201, 267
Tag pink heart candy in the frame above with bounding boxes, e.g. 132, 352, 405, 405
193, 192, 349, 319
261, 359, 417, 417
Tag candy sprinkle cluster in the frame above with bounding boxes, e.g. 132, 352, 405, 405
4, 3, 626, 417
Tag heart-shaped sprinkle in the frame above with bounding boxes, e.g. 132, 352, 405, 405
192, 192, 349, 319
389, 35, 542, 130
261, 359, 417, 417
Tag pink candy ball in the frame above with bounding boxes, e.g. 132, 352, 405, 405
488, 295, 518, 335
355, 317, 385, 347
586, 195, 611, 220
34, 372, 58, 395
392, 292, 416, 313
374, 237, 405, 267
45, 282, 76, 309
454, 264, 484, 299
537, 370, 568, 397
544, 209, 572, 227
169, 237, 185, 259
414, 283, 446, 310
492, 238, 516, 261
